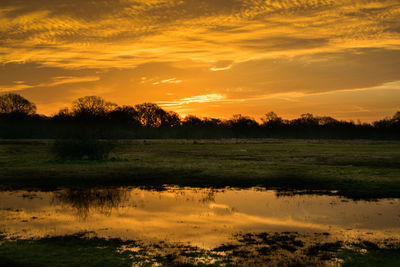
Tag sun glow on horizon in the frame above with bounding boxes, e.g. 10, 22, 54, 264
0, 0, 399, 121
157, 93, 226, 107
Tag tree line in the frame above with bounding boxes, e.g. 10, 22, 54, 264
0, 93, 399, 139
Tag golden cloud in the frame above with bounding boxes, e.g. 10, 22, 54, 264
157, 93, 226, 107
0, 0, 398, 69
0, 0, 399, 120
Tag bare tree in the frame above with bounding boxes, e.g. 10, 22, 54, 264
227, 114, 258, 128
134, 103, 167, 127
261, 111, 281, 124
0, 93, 37, 115
392, 111, 400, 122
72, 96, 116, 118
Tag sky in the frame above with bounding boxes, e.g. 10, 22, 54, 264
1, 0, 400, 122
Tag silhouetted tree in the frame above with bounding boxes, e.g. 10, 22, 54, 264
0, 93, 36, 115
374, 111, 400, 129
53, 107, 72, 121
262, 111, 280, 123
0, 94, 399, 140
108, 105, 140, 125
183, 115, 203, 127
392, 111, 400, 123
182, 116, 222, 128
291, 113, 318, 127
72, 96, 116, 119
202, 117, 222, 127
261, 111, 285, 127
135, 103, 167, 127
316, 116, 338, 126
227, 114, 258, 128
161, 111, 181, 127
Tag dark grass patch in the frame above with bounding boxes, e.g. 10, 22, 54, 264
0, 234, 228, 267
212, 232, 344, 266
212, 244, 240, 252
52, 139, 116, 160
339, 242, 400, 267
307, 241, 343, 259
0, 234, 134, 267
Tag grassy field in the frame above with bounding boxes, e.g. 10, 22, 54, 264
1, 233, 399, 266
1, 139, 400, 266
0, 139, 399, 199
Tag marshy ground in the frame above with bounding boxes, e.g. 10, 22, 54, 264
0, 187, 400, 266
0, 139, 399, 199
0, 139, 400, 266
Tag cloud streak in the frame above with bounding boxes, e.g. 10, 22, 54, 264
0, 0, 399, 120
1, 0, 399, 69
157, 93, 226, 107
152, 78, 182, 85
0, 74, 99, 93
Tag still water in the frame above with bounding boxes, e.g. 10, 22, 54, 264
1, 187, 399, 249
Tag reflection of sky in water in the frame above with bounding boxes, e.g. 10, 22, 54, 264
0, 188, 399, 248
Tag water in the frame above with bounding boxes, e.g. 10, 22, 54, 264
1, 187, 399, 264
0, 187, 400, 266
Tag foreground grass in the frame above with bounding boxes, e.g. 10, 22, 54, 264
0, 234, 224, 267
339, 249, 400, 267
0, 235, 133, 267
339, 243, 400, 267
1, 234, 399, 266
0, 139, 399, 199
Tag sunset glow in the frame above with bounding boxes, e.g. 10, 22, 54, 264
1, 0, 400, 121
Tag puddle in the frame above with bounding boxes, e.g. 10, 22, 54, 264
0, 187, 399, 249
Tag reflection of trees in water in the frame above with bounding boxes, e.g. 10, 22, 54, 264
52, 188, 129, 218
202, 189, 216, 203
53, 187, 217, 219
165, 187, 216, 204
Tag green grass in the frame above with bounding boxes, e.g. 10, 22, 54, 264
0, 234, 225, 267
0, 139, 399, 199
0, 235, 133, 267
1, 233, 399, 266
339, 249, 400, 267
338, 242, 400, 267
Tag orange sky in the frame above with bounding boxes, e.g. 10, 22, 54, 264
1, 0, 400, 121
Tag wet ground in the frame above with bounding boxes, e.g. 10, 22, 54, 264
1, 187, 400, 265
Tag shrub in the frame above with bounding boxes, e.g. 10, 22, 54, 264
52, 138, 115, 160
